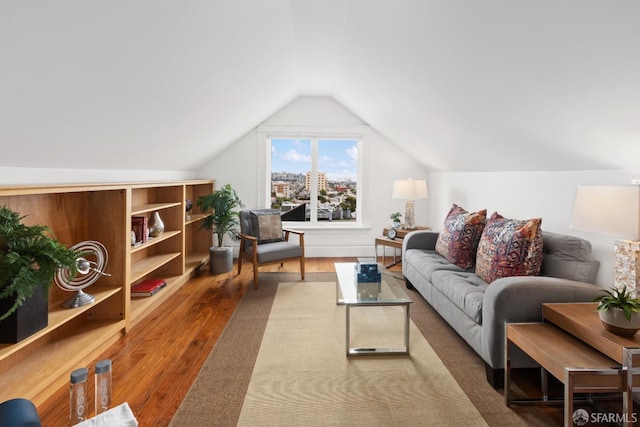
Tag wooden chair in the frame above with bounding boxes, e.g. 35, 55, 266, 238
237, 209, 305, 289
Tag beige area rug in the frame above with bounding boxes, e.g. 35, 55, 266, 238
236, 281, 487, 426
170, 272, 555, 426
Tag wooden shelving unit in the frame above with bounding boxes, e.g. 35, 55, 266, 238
0, 179, 214, 406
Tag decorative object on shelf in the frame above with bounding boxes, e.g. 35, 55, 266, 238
131, 278, 166, 297
185, 199, 193, 221
386, 228, 397, 240
55, 240, 110, 308
571, 182, 640, 296
0, 206, 81, 343
131, 216, 148, 244
148, 211, 165, 237
390, 212, 402, 229
197, 184, 244, 274
594, 286, 640, 336
392, 179, 428, 229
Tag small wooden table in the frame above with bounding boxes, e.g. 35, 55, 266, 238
505, 302, 640, 427
375, 226, 430, 267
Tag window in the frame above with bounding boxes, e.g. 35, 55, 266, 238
267, 136, 362, 225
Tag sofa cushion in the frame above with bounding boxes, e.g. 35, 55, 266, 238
404, 249, 468, 283
476, 212, 544, 283
249, 209, 285, 244
435, 204, 487, 269
430, 270, 488, 323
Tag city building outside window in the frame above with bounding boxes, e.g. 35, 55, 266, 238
268, 136, 363, 225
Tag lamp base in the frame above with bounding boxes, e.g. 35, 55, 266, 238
404, 200, 416, 229
614, 240, 640, 297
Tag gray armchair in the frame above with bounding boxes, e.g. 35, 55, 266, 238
238, 209, 305, 289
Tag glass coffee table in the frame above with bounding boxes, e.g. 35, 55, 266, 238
335, 262, 413, 357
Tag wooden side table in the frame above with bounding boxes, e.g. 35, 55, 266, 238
375, 226, 430, 268
505, 302, 640, 426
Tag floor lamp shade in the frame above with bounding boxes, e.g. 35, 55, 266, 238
570, 184, 640, 295
392, 179, 428, 229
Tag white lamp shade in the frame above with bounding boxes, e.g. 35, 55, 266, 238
392, 179, 428, 200
570, 185, 640, 240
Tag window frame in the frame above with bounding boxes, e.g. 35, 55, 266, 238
258, 125, 370, 228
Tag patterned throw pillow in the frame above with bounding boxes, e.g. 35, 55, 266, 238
475, 212, 544, 284
435, 204, 487, 269
250, 210, 285, 244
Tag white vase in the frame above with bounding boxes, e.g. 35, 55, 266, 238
598, 308, 640, 337
149, 211, 165, 237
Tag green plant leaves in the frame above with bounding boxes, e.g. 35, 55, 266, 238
594, 286, 640, 321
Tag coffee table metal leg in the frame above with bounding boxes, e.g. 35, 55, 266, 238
345, 304, 351, 357
346, 303, 410, 357
404, 303, 410, 354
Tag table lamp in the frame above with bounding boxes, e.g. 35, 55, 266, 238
392, 179, 428, 229
570, 183, 640, 295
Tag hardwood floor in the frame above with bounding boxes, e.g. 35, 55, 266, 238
37, 257, 346, 426
37, 257, 571, 426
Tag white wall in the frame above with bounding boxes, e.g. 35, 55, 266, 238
427, 169, 640, 288
196, 96, 429, 257
0, 167, 194, 185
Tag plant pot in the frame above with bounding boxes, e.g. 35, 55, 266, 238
0, 285, 49, 343
598, 308, 640, 337
209, 246, 233, 274
393, 221, 401, 229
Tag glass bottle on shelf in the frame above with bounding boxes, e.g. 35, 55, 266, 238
69, 367, 88, 423
95, 359, 112, 415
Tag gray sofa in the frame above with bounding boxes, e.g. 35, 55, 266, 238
402, 230, 602, 387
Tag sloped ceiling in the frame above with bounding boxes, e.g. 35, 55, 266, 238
1, 1, 639, 172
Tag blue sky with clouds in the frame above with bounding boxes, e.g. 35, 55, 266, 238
271, 139, 358, 181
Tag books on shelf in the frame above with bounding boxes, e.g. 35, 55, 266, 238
131, 279, 166, 297
131, 216, 148, 245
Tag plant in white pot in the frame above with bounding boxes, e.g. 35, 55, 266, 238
0, 206, 80, 343
594, 285, 640, 337
390, 212, 402, 229
197, 184, 244, 274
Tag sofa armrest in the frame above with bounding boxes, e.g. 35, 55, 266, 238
480, 276, 601, 369
402, 230, 440, 253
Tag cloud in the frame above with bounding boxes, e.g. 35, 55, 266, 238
281, 149, 310, 163
346, 146, 358, 161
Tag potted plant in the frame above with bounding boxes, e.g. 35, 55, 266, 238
197, 184, 244, 274
390, 212, 402, 229
0, 206, 80, 343
594, 285, 640, 337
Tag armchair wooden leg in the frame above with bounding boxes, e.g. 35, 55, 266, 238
252, 259, 259, 290
238, 240, 245, 274
300, 257, 305, 280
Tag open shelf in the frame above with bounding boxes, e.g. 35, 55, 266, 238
0, 319, 125, 405
0, 179, 214, 407
185, 213, 207, 225
131, 252, 181, 283
130, 230, 181, 254
0, 286, 121, 359
131, 201, 182, 216
129, 274, 193, 328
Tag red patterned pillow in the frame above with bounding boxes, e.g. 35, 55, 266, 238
475, 212, 544, 283
435, 204, 487, 269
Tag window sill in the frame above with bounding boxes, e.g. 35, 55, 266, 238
282, 222, 371, 231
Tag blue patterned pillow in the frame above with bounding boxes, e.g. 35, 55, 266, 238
435, 204, 487, 269
475, 212, 543, 283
